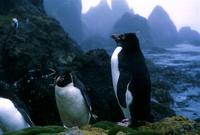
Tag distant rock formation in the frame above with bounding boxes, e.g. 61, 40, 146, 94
148, 6, 179, 47
82, 0, 113, 37
178, 27, 200, 45
80, 35, 110, 51
43, 0, 83, 43
112, 13, 154, 48
82, 0, 132, 38
111, 0, 132, 20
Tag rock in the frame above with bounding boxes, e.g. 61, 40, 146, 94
111, 0, 132, 20
5, 117, 200, 135
148, 6, 179, 47
75, 49, 124, 122
15, 70, 61, 126
140, 116, 200, 134
93, 121, 161, 135
80, 35, 114, 52
4, 126, 65, 135
0, 14, 82, 82
178, 27, 200, 45
112, 13, 154, 49
0, 0, 43, 15
44, 0, 83, 43
0, 0, 82, 126
151, 101, 175, 121
74, 49, 175, 122
83, 0, 113, 38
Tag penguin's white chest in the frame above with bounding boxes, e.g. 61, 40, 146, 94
111, 46, 122, 96
111, 47, 133, 119
0, 97, 30, 133
55, 83, 90, 127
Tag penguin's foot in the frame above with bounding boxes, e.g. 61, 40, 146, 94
64, 126, 82, 135
121, 118, 129, 123
117, 119, 131, 127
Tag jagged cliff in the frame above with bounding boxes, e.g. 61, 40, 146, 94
148, 6, 179, 47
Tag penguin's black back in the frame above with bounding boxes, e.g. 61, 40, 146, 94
71, 72, 92, 113
116, 33, 152, 122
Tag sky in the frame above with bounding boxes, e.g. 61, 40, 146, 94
81, 0, 200, 33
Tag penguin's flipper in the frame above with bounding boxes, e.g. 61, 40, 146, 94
18, 108, 34, 126
13, 101, 34, 126
117, 72, 131, 108
71, 72, 92, 112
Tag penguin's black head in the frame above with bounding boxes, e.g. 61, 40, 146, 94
111, 33, 140, 50
55, 71, 72, 87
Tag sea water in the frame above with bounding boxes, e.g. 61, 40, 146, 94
146, 44, 200, 120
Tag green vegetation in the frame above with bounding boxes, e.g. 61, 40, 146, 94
0, 15, 12, 26
4, 126, 65, 135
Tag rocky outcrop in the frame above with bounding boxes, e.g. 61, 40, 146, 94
80, 35, 112, 52
0, 0, 43, 15
43, 0, 83, 43
0, 15, 81, 82
148, 6, 179, 47
178, 27, 200, 45
82, 0, 113, 37
112, 13, 154, 48
82, 0, 132, 38
111, 0, 132, 20
0, 0, 82, 126
5, 116, 200, 135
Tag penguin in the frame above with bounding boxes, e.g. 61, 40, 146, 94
12, 18, 19, 29
0, 97, 33, 133
55, 71, 92, 128
111, 33, 152, 126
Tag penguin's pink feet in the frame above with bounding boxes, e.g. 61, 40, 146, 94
117, 118, 131, 127
121, 118, 129, 123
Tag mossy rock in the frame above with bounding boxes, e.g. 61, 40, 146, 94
140, 116, 200, 135
0, 15, 12, 26
4, 126, 65, 135
93, 121, 161, 135
3, 117, 200, 135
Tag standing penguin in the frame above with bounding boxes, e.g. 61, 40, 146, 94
55, 71, 92, 128
111, 33, 152, 126
0, 97, 33, 133
12, 18, 19, 29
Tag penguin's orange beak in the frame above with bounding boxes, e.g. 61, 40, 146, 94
111, 34, 120, 42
